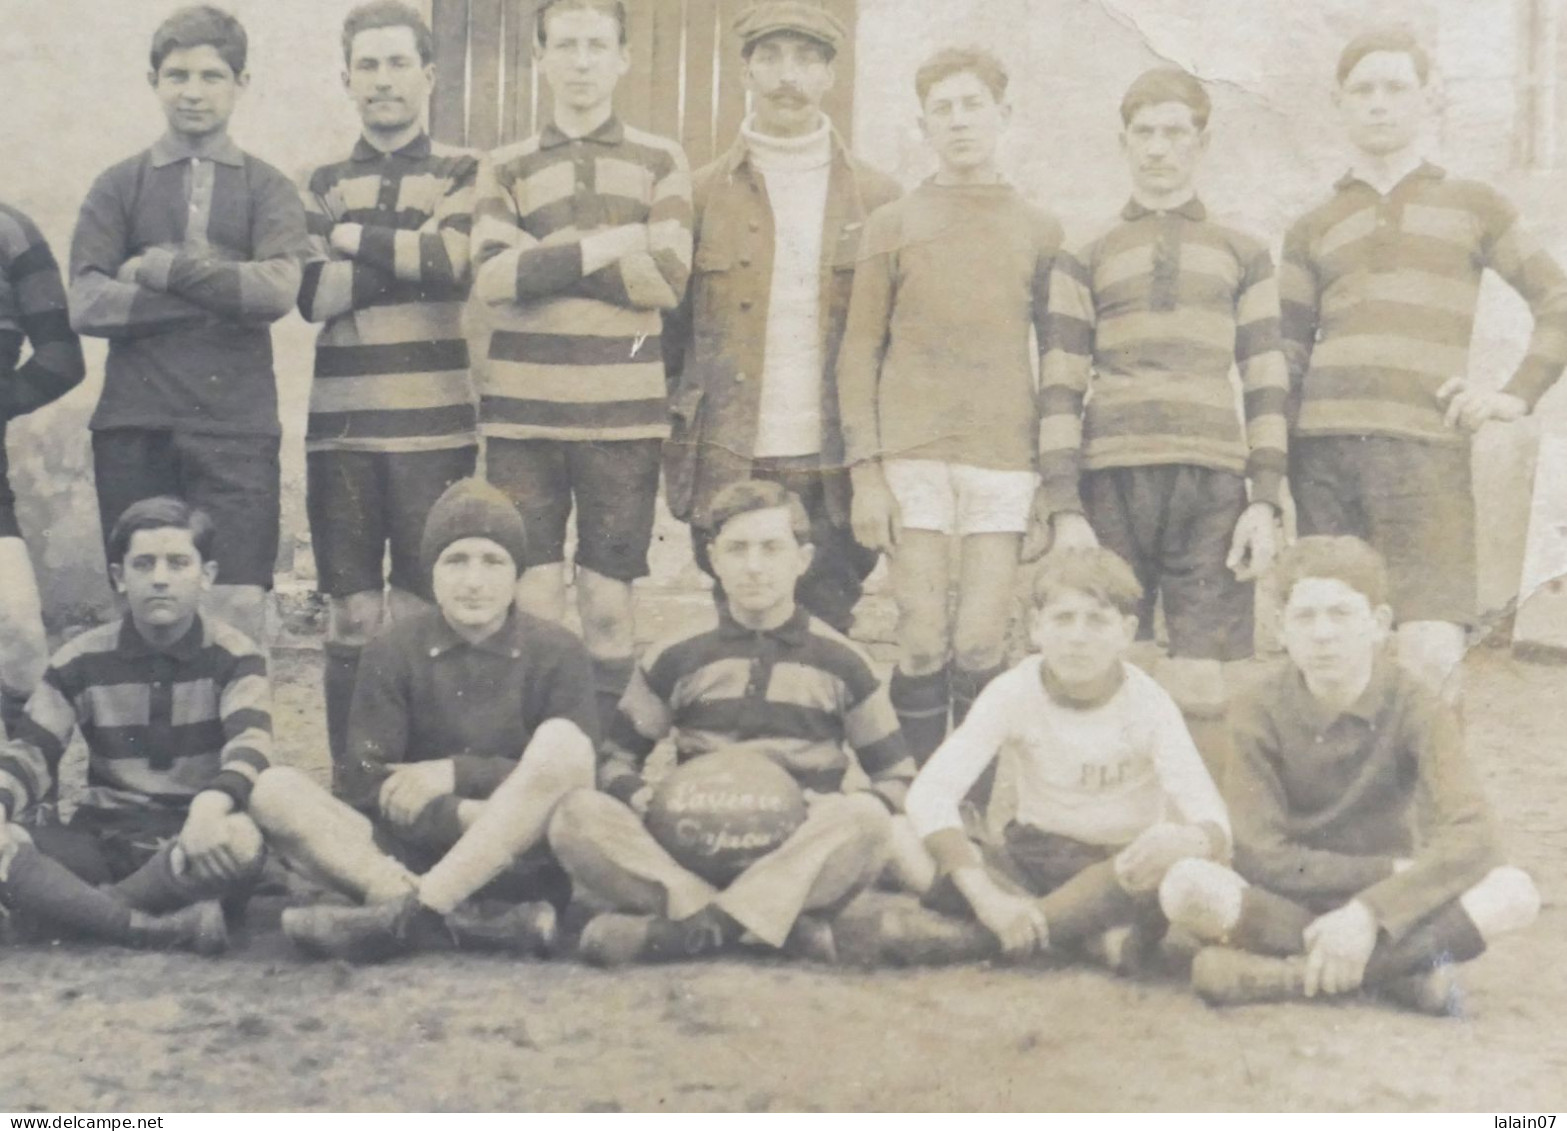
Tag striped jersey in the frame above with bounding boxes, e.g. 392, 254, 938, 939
0, 615, 271, 822
472, 115, 692, 442
0, 203, 85, 427
299, 133, 480, 452
1280, 163, 1567, 444
68, 133, 307, 436
603, 605, 915, 812
1039, 197, 1290, 513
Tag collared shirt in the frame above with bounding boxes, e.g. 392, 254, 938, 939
1039, 195, 1289, 514
0, 201, 85, 439
0, 614, 271, 822
299, 131, 480, 452
1280, 162, 1567, 444
346, 607, 598, 808
471, 114, 693, 443
837, 177, 1061, 472
68, 132, 308, 436
1228, 658, 1499, 940
603, 603, 914, 811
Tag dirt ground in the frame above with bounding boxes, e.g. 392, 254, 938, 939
2, 611, 1565, 1113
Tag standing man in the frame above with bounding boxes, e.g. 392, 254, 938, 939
0, 204, 86, 739
299, 0, 481, 794
1280, 28, 1567, 703
68, 6, 309, 646
1036, 68, 1289, 768
837, 47, 1061, 761
664, 1, 901, 636
472, 0, 693, 733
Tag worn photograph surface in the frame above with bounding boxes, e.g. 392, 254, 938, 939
0, 0, 1563, 1114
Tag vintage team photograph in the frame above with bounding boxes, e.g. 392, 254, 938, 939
0, 0, 1563, 1115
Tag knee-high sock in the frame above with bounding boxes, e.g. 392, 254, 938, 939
1363, 900, 1487, 986
1, 843, 134, 941
890, 666, 950, 765
591, 655, 635, 740
111, 844, 200, 914
952, 663, 1005, 805
322, 642, 362, 797
1036, 859, 1144, 949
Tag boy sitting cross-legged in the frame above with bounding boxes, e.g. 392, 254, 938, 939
258, 478, 598, 961
0, 497, 273, 954
1159, 536, 1540, 1014
884, 547, 1230, 970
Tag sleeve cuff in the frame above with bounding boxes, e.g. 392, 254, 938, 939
925, 827, 982, 875
1248, 468, 1284, 511
208, 769, 253, 811
137, 247, 176, 292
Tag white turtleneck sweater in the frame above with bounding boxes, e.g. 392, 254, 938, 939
742, 116, 833, 459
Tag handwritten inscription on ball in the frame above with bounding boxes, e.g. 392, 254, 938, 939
646, 750, 808, 884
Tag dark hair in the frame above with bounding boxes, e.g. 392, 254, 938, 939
915, 46, 1008, 105
108, 496, 217, 567
150, 5, 248, 75
342, 0, 433, 66
708, 480, 811, 544
1274, 536, 1390, 608
1337, 27, 1431, 86
536, 0, 628, 48
1031, 548, 1143, 618
1120, 66, 1211, 130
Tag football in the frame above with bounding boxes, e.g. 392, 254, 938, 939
645, 747, 809, 884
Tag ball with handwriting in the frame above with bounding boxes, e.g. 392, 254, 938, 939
645, 749, 808, 884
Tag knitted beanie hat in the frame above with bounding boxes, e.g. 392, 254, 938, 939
419, 478, 529, 580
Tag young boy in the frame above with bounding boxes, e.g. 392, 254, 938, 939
0, 497, 273, 954
547, 480, 915, 965
264, 478, 599, 962
889, 547, 1230, 970
68, 6, 309, 646
837, 47, 1061, 763
471, 0, 692, 733
1280, 29, 1567, 703
299, 0, 481, 794
1159, 537, 1539, 1014
0, 202, 86, 737
1036, 67, 1289, 772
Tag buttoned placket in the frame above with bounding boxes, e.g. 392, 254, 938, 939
146, 653, 178, 770
1149, 213, 1183, 312
185, 156, 216, 254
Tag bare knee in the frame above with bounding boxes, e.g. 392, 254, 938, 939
897, 608, 950, 675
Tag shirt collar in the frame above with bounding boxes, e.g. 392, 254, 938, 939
1335, 159, 1445, 194
118, 613, 206, 662
1122, 195, 1206, 222
351, 131, 433, 163
540, 115, 625, 151
1287, 655, 1396, 726
423, 608, 528, 659
150, 132, 245, 168
717, 602, 811, 647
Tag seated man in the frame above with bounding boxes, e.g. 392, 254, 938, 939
263, 477, 597, 961
1160, 536, 1540, 1014
890, 547, 1231, 971
0, 497, 273, 954
548, 480, 916, 965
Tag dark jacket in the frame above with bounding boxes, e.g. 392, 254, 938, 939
662, 130, 901, 527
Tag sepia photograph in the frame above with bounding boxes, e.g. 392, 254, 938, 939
0, 0, 1563, 1114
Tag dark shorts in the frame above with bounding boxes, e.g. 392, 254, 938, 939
93, 428, 281, 590
307, 446, 477, 601
924, 823, 1114, 914
372, 816, 572, 910
1291, 436, 1475, 626
486, 437, 661, 583
1084, 464, 1255, 661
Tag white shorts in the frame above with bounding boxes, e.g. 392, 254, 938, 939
882, 459, 1038, 537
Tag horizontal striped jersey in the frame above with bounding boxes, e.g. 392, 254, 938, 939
1280, 163, 1567, 444
603, 605, 915, 812
0, 615, 271, 822
0, 202, 85, 425
1039, 197, 1290, 514
472, 115, 692, 442
68, 133, 308, 436
299, 134, 479, 453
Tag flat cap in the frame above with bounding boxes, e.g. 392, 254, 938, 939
733, 1, 847, 56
